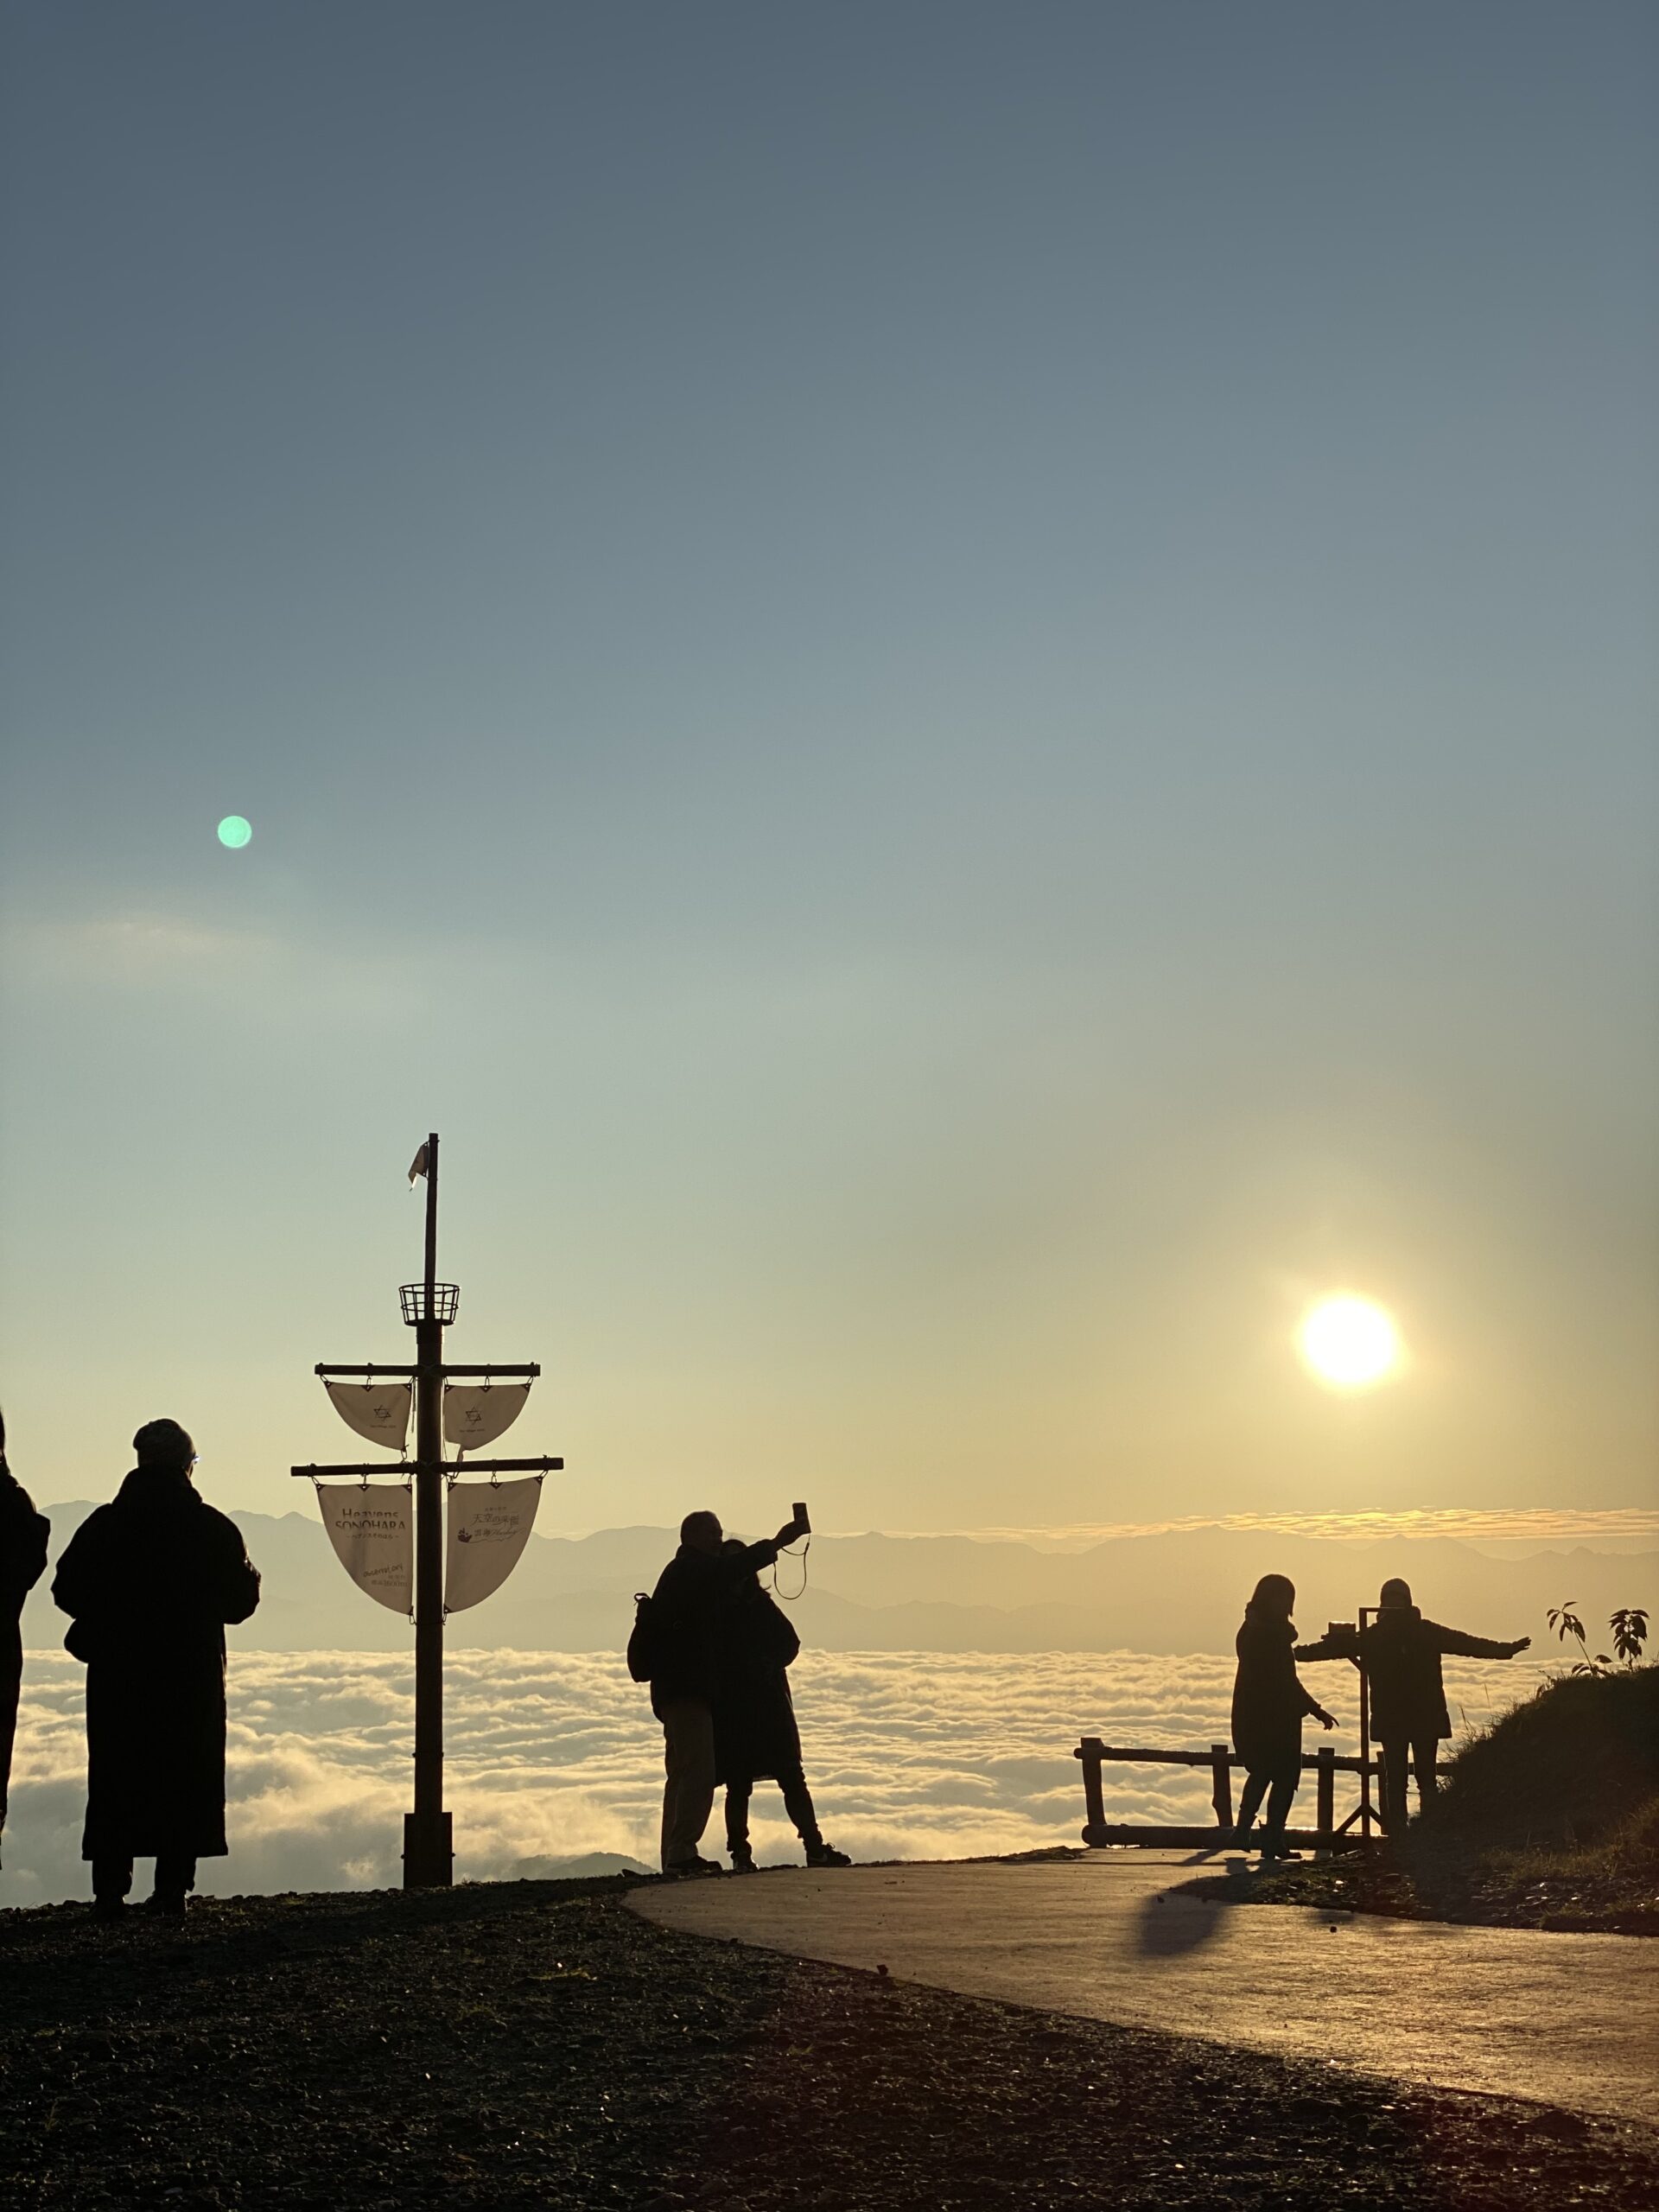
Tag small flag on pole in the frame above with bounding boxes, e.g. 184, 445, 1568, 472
409, 1142, 429, 1185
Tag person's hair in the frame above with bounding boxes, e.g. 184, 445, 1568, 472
681, 1509, 721, 1546
721, 1534, 765, 1592
1379, 1577, 1413, 1609
133, 1418, 195, 1469
1248, 1573, 1296, 1617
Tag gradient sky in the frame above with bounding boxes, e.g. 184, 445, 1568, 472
3, 3, 1655, 1529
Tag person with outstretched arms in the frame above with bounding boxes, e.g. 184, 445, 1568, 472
1298, 1578, 1529, 1835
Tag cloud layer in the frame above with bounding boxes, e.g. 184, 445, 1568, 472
3, 1645, 1553, 1909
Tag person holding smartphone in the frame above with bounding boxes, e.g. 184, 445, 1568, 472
639, 1504, 808, 1878
715, 1536, 850, 1871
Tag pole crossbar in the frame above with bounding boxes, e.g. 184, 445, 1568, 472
292, 1457, 564, 1478
305, 1132, 565, 1892
315, 1363, 542, 1378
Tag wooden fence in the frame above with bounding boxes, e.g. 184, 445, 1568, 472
1073, 1738, 1382, 1852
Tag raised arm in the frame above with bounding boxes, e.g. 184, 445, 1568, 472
734, 1509, 809, 1574
1429, 1621, 1529, 1661
1294, 1627, 1359, 1665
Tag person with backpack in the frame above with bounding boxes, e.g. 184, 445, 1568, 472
628, 1505, 807, 1877
714, 1539, 849, 1872
52, 1419, 261, 1916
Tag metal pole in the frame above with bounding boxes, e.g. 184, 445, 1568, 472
404, 1131, 452, 1888
1357, 1605, 1373, 1845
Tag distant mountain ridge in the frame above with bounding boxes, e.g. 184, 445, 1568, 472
22, 1506, 1654, 1658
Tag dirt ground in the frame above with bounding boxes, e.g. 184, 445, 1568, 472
2, 1875, 1656, 2210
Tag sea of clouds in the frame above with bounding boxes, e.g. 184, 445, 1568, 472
1, 1647, 1551, 1908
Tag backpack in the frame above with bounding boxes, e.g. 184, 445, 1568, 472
626, 1592, 660, 1683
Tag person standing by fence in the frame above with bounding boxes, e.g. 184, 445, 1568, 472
1230, 1573, 1337, 1859
0, 1411, 51, 1864
52, 1420, 261, 1916
1298, 1578, 1529, 1836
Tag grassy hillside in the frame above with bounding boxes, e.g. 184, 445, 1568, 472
1422, 1662, 1657, 1855
1232, 1664, 1658, 1935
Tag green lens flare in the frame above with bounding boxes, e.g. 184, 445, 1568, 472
217, 816, 252, 849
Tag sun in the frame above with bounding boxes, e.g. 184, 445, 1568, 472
1296, 1294, 1402, 1391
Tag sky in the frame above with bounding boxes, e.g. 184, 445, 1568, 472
2, 3, 1656, 1533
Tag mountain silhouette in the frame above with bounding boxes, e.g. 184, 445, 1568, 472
20, 1510, 1652, 1656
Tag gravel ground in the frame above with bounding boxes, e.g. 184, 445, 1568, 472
3, 1875, 1656, 2211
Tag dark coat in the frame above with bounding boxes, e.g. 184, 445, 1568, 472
714, 1579, 803, 1785
53, 1468, 260, 1860
0, 1464, 51, 1826
1305, 1608, 1516, 1742
1231, 1605, 1321, 1774
645, 1535, 784, 1719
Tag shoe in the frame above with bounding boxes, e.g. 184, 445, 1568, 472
662, 1856, 726, 1878
728, 1845, 756, 1873
143, 1892, 189, 1918
1260, 1847, 1302, 1862
91, 1897, 128, 1921
1230, 1825, 1255, 1851
805, 1842, 852, 1868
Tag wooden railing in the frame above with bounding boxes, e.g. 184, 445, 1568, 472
1073, 1738, 1382, 1852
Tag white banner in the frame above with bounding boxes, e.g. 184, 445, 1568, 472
442, 1382, 531, 1452
315, 1483, 413, 1613
444, 1477, 542, 1613
324, 1380, 411, 1453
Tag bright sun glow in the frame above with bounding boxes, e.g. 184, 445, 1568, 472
1296, 1294, 1402, 1390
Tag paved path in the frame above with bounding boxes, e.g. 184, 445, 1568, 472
633, 1853, 1659, 2125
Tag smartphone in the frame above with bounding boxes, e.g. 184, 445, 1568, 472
792, 1501, 810, 1534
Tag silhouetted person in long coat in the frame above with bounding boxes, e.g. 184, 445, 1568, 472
1230, 1573, 1336, 1859
642, 1506, 806, 1876
714, 1541, 849, 1871
0, 1411, 51, 1859
1299, 1578, 1529, 1836
53, 1421, 260, 1916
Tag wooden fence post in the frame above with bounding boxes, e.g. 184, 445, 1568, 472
1211, 1743, 1233, 1831
1077, 1738, 1107, 1839
1316, 1745, 1335, 1854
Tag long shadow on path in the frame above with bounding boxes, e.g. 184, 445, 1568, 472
635, 1850, 1659, 2125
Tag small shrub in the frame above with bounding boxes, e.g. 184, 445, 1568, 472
1611, 1607, 1649, 1668
1548, 1599, 1649, 1676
